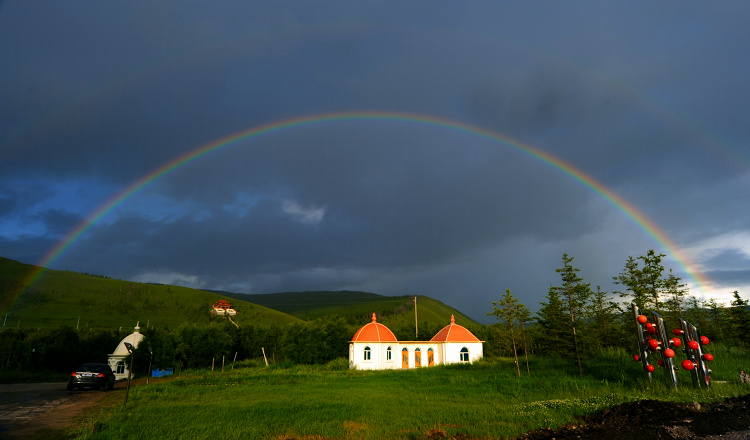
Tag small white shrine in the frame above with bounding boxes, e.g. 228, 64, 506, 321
349, 314, 483, 370
108, 322, 145, 380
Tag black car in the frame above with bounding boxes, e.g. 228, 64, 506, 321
67, 363, 116, 391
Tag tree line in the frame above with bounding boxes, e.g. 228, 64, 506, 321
0, 318, 358, 377
487, 250, 750, 377
0, 314, 484, 379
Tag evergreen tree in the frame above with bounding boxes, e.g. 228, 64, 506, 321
553, 253, 592, 377
535, 285, 571, 358
729, 291, 750, 347
584, 286, 622, 351
685, 296, 709, 333
663, 269, 689, 327
613, 256, 648, 309
488, 289, 530, 377
639, 250, 667, 314
484, 322, 512, 358
614, 250, 685, 321
703, 298, 728, 342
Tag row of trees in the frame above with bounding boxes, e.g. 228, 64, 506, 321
0, 318, 361, 376
488, 250, 750, 377
0, 326, 125, 375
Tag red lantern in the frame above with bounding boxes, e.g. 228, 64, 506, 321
633, 354, 640, 362
673, 329, 684, 336
700, 336, 710, 345
681, 360, 695, 371
664, 348, 675, 358
671, 338, 682, 347
637, 315, 648, 324
646, 364, 655, 372
645, 322, 653, 328
688, 340, 699, 350
657, 359, 665, 367
703, 353, 714, 362
648, 339, 659, 350
646, 326, 657, 335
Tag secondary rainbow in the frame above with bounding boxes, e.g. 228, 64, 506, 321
28, 111, 711, 292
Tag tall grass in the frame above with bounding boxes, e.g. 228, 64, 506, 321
72, 347, 750, 440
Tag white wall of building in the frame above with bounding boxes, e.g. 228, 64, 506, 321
442, 342, 483, 365
349, 340, 482, 370
350, 342, 399, 370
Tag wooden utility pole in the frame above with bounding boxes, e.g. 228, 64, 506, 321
414, 296, 418, 339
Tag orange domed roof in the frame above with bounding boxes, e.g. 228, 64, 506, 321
430, 315, 480, 342
351, 313, 398, 342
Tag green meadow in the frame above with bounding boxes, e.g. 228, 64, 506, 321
73, 345, 749, 440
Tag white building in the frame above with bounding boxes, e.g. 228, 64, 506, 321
349, 313, 483, 370
108, 322, 145, 380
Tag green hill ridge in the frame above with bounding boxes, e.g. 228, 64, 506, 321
216, 290, 481, 331
0, 257, 300, 329
1, 257, 481, 334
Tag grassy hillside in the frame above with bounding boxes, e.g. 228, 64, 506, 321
0, 256, 41, 313
0, 257, 301, 330
1, 257, 481, 335
227, 290, 481, 331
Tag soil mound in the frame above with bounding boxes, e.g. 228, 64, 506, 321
518, 394, 750, 440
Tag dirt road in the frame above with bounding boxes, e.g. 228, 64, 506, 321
0, 382, 114, 439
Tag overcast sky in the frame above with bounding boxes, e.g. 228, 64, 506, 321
2, 2, 750, 323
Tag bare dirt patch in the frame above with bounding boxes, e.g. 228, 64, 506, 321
0, 382, 125, 440
518, 393, 750, 440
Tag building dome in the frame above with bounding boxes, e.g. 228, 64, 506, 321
351, 313, 398, 342
112, 322, 146, 356
430, 315, 481, 342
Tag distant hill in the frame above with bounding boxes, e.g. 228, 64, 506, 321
220, 290, 482, 332
0, 257, 301, 330
1, 257, 482, 335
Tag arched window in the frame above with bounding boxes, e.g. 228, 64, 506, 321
427, 348, 435, 366
364, 346, 371, 361
460, 347, 469, 363
386, 346, 392, 361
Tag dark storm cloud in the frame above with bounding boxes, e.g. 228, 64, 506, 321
0, 193, 18, 218
33, 209, 82, 238
3, 2, 750, 321
60, 133, 598, 285
704, 270, 750, 291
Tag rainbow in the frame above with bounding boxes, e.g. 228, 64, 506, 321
26, 111, 712, 292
